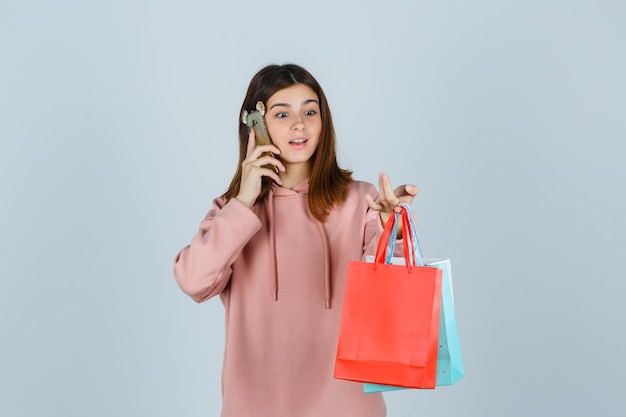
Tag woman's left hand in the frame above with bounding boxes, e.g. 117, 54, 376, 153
366, 172, 419, 234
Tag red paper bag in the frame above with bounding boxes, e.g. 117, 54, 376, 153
334, 205, 443, 389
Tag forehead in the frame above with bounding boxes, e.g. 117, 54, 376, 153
267, 84, 319, 106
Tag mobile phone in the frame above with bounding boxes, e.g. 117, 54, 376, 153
242, 101, 277, 172
242, 101, 272, 146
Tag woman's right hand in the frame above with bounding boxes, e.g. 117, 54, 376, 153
235, 128, 285, 208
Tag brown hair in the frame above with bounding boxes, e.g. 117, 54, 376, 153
222, 64, 353, 222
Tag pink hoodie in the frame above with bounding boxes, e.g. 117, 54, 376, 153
174, 179, 399, 417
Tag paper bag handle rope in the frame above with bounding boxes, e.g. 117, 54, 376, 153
373, 203, 425, 272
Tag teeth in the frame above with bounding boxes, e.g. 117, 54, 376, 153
291, 139, 306, 144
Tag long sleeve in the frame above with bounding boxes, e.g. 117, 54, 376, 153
176, 180, 389, 417
173, 197, 263, 303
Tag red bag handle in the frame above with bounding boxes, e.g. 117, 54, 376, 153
373, 206, 418, 272
374, 210, 397, 267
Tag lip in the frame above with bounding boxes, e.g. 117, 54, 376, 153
289, 137, 308, 144
288, 137, 308, 149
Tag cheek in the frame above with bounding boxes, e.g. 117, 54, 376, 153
309, 135, 321, 152
312, 125, 322, 143
266, 118, 289, 132
266, 123, 281, 141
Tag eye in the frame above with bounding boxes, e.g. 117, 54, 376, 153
304, 109, 317, 116
275, 112, 288, 118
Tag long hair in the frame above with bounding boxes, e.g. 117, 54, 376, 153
222, 64, 353, 222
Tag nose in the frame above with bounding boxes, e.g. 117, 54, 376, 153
292, 114, 305, 130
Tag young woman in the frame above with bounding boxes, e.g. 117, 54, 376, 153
174, 63, 418, 417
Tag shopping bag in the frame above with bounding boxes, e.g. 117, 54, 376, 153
363, 258, 465, 393
334, 203, 443, 389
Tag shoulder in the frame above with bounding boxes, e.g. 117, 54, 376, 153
347, 180, 377, 197
331, 179, 377, 215
326, 179, 380, 229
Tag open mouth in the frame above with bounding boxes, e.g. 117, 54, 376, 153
289, 138, 308, 144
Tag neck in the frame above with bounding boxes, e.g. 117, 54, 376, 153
279, 162, 310, 189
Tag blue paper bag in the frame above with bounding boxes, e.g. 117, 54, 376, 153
363, 258, 464, 392
362, 204, 464, 392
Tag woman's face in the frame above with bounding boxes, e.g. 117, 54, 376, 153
265, 84, 322, 170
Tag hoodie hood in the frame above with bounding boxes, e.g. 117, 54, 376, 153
264, 179, 332, 309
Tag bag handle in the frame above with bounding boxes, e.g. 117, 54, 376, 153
399, 203, 424, 265
373, 203, 424, 272
374, 210, 399, 267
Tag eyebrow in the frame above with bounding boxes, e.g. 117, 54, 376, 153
269, 99, 319, 110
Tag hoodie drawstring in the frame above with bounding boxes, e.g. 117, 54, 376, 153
266, 188, 279, 301
265, 186, 332, 309
315, 220, 332, 309
313, 218, 331, 308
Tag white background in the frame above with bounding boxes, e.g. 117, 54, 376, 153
1, 1, 625, 416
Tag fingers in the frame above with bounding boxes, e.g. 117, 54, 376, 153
236, 130, 287, 207
378, 172, 401, 212
236, 162, 282, 207
255, 166, 283, 185
241, 154, 285, 182
245, 128, 256, 157
253, 153, 285, 174
366, 173, 398, 213
368, 172, 420, 213
393, 184, 419, 207
401, 184, 419, 198
244, 128, 284, 172
365, 194, 382, 211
